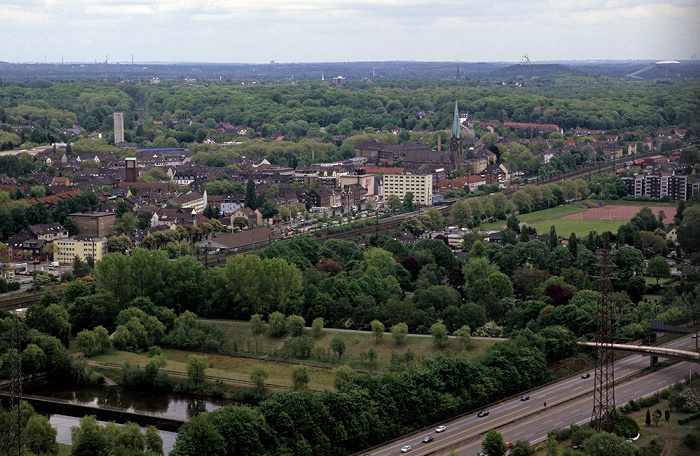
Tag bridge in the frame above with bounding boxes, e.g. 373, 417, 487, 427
579, 341, 700, 366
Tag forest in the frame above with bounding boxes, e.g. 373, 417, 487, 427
1, 75, 698, 155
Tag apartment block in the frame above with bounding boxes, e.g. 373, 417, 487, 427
55, 236, 107, 264
383, 172, 433, 207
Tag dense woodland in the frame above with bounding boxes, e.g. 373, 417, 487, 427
1, 75, 699, 155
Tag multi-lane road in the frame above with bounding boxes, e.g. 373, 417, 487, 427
364, 334, 698, 456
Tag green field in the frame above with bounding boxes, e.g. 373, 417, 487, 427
86, 324, 497, 393
479, 202, 589, 231
530, 218, 626, 238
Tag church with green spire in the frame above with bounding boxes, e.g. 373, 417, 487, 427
449, 102, 464, 170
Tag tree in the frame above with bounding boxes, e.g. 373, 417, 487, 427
386, 194, 401, 212
568, 233, 578, 258
250, 314, 265, 334
400, 216, 425, 237
311, 317, 324, 338
75, 329, 98, 357
391, 322, 408, 345
582, 431, 635, 456
645, 409, 651, 425
145, 425, 163, 455
267, 311, 287, 337
545, 434, 558, 456
24, 413, 58, 456
401, 192, 415, 212
333, 364, 355, 389
232, 216, 250, 231
330, 335, 346, 358
137, 210, 153, 229
249, 365, 269, 392
41, 242, 60, 261
370, 319, 385, 343
450, 200, 472, 226
260, 201, 278, 220
646, 256, 671, 285
482, 429, 507, 456
286, 314, 305, 337
106, 235, 132, 254
430, 322, 449, 348
611, 245, 645, 285
114, 212, 137, 232
291, 365, 309, 390
244, 177, 256, 209
423, 207, 444, 230
677, 205, 700, 254
186, 355, 207, 384
652, 409, 662, 426
454, 325, 474, 350
21, 344, 46, 377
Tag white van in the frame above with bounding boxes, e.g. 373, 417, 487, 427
49, 261, 59, 269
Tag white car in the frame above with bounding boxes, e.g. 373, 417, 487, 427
435, 425, 446, 433
401, 445, 412, 453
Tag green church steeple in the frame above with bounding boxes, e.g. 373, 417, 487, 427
451, 102, 460, 139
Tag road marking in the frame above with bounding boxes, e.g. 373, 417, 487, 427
413, 410, 522, 453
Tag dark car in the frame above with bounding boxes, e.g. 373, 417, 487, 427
521, 395, 530, 401
477, 410, 489, 417
422, 435, 434, 443
581, 373, 591, 379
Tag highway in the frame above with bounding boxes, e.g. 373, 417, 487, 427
363, 334, 698, 456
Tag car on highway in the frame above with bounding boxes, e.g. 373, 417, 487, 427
521, 395, 530, 401
435, 425, 446, 433
477, 410, 489, 417
581, 373, 591, 379
422, 435, 433, 443
401, 445, 412, 453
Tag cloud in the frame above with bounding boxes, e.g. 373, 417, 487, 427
0, 0, 697, 62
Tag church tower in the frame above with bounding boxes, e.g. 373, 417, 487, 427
449, 102, 463, 170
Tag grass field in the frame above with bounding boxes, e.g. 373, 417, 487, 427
529, 218, 626, 238
586, 199, 679, 208
86, 325, 498, 393
479, 202, 589, 231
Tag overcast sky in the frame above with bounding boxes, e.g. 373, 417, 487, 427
1, 1, 698, 64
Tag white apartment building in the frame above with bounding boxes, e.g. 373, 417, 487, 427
383, 172, 433, 207
54, 236, 108, 264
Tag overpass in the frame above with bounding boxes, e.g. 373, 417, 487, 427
579, 341, 700, 366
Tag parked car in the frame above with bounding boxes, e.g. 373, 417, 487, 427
521, 395, 530, 401
401, 445, 412, 453
477, 410, 489, 417
506, 441, 514, 448
581, 373, 591, 379
435, 425, 446, 433
422, 435, 433, 443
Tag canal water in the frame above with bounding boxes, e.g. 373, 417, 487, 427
24, 383, 233, 454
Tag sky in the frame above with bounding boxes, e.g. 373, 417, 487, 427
1, 0, 699, 64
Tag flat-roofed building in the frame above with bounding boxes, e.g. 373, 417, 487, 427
55, 236, 107, 264
383, 172, 433, 207
69, 212, 116, 237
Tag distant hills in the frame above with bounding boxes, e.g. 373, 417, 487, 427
0, 60, 698, 82
486, 63, 583, 79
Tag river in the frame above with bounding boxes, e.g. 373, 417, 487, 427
24, 383, 233, 454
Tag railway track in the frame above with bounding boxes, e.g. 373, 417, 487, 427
197, 149, 664, 267
0, 288, 64, 309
